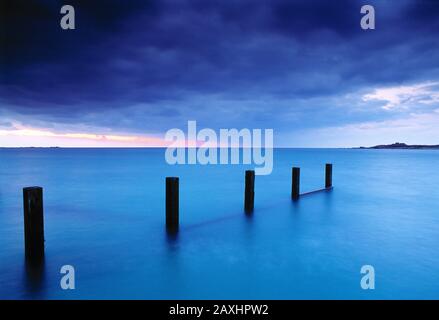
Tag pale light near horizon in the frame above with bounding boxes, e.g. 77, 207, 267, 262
0, 127, 170, 147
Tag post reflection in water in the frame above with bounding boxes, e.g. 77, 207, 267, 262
23, 257, 46, 297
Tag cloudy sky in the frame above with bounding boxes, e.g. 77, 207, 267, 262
1, 0, 439, 147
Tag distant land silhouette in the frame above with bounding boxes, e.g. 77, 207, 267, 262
357, 142, 439, 149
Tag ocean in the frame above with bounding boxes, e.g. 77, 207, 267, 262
0, 148, 438, 299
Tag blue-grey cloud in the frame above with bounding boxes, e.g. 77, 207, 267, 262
1, 0, 439, 137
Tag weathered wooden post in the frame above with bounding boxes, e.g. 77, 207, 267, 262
244, 170, 255, 214
291, 167, 300, 200
325, 163, 333, 188
166, 177, 179, 233
23, 187, 45, 261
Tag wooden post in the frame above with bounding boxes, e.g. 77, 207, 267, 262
23, 187, 45, 261
291, 167, 300, 200
325, 163, 333, 188
166, 177, 179, 233
244, 170, 255, 214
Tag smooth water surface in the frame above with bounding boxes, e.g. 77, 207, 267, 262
0, 148, 438, 299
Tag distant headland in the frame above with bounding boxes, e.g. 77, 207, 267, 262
356, 142, 439, 149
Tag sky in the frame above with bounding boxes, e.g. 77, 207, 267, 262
1, 0, 439, 147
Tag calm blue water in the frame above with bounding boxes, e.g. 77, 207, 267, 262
0, 148, 438, 299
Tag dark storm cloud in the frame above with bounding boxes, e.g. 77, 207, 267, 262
1, 0, 439, 132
